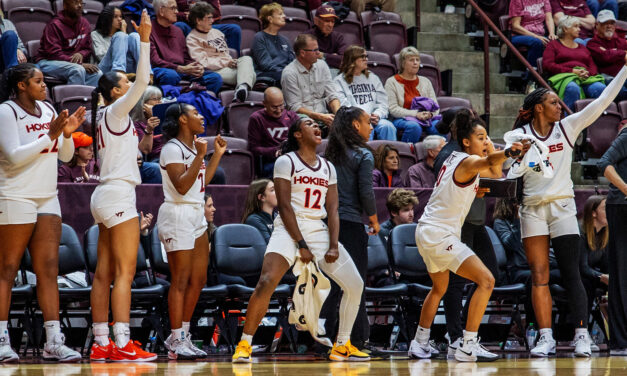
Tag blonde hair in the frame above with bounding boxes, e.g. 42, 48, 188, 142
398, 46, 420, 74
259, 2, 284, 29
556, 16, 580, 38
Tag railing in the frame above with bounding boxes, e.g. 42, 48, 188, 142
414, 0, 572, 127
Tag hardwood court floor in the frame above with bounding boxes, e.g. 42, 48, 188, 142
0, 354, 623, 376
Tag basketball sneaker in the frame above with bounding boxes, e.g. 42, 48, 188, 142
43, 333, 81, 362
530, 334, 556, 357
455, 337, 498, 362
186, 333, 207, 358
232, 340, 252, 363
447, 337, 462, 359
90, 339, 115, 361
573, 333, 592, 358
408, 340, 435, 359
110, 340, 157, 362
329, 340, 370, 362
0, 335, 18, 363
167, 337, 197, 360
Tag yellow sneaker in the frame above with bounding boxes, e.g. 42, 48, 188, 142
232, 340, 252, 363
329, 340, 371, 362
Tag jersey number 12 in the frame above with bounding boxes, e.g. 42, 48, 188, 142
304, 188, 322, 209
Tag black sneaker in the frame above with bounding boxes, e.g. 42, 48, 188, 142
234, 84, 249, 102
361, 343, 391, 360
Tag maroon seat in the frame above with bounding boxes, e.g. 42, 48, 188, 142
220, 4, 258, 18
283, 6, 308, 19
8, 7, 54, 44
2, 0, 51, 12
537, 57, 544, 77
360, 10, 402, 26
279, 16, 312, 47
106, 0, 125, 7
27, 40, 67, 86
219, 89, 264, 105
575, 99, 622, 158
219, 15, 261, 51
226, 102, 265, 139
52, 85, 95, 114
418, 63, 444, 96
437, 96, 473, 112
311, 9, 360, 22
413, 142, 425, 161
205, 136, 254, 185
368, 61, 396, 84
367, 21, 406, 57
619, 100, 627, 119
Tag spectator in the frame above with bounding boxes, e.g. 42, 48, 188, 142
252, 3, 295, 85
92, 6, 143, 74
348, 0, 396, 15
150, 0, 222, 93
379, 188, 418, 242
35, 0, 102, 86
543, 16, 607, 110
551, 0, 596, 41
186, 2, 255, 102
0, 10, 26, 72
385, 46, 440, 143
334, 45, 396, 141
131, 86, 165, 163
587, 10, 627, 98
282, 34, 340, 132
241, 179, 277, 243
579, 195, 609, 288
405, 135, 445, 188
509, 0, 556, 83
309, 4, 348, 70
372, 144, 404, 188
175, 0, 242, 51
58, 132, 100, 183
204, 193, 217, 239
248, 87, 299, 177
586, 0, 619, 18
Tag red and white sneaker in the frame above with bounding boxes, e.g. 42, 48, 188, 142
90, 339, 115, 361
110, 340, 157, 362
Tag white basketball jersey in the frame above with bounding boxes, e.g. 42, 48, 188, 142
0, 100, 64, 199
418, 151, 479, 236
273, 152, 337, 221
96, 108, 141, 185
512, 122, 575, 204
159, 139, 206, 205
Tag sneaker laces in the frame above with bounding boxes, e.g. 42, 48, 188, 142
536, 334, 552, 346
574, 334, 589, 346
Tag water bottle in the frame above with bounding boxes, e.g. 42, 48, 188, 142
591, 328, 600, 344
526, 324, 537, 348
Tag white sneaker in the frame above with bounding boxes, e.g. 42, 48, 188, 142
447, 337, 462, 359
610, 348, 627, 356
168, 338, 197, 360
164, 334, 174, 352
0, 336, 18, 363
455, 337, 498, 362
429, 340, 440, 355
573, 334, 591, 358
185, 333, 207, 358
408, 340, 434, 359
43, 333, 81, 362
530, 334, 556, 357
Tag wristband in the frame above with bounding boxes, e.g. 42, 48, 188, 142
504, 148, 520, 158
297, 239, 308, 250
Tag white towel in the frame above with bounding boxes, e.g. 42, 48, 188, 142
503, 131, 554, 179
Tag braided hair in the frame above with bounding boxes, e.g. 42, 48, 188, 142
0, 63, 40, 102
280, 118, 306, 155
513, 88, 551, 130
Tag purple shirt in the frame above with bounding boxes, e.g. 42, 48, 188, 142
309, 26, 348, 69
509, 0, 551, 36
134, 121, 165, 162
58, 160, 100, 183
36, 11, 93, 63
372, 168, 404, 188
405, 161, 436, 188
150, 21, 194, 70
247, 109, 299, 160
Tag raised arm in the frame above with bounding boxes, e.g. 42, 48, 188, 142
455, 144, 523, 183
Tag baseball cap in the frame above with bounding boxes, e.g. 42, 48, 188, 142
597, 10, 616, 24
316, 4, 338, 18
72, 131, 93, 148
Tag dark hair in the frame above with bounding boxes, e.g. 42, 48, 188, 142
90, 71, 124, 172
161, 102, 194, 140
513, 88, 551, 129
188, 1, 215, 28
454, 110, 486, 150
374, 144, 400, 172
94, 6, 119, 36
293, 34, 316, 54
0, 63, 40, 102
325, 106, 370, 164
493, 197, 519, 221
280, 118, 306, 155
241, 179, 272, 223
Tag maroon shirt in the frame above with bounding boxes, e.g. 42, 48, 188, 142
542, 39, 598, 75
150, 21, 194, 70
58, 160, 100, 183
247, 109, 299, 160
134, 121, 165, 162
405, 161, 436, 188
550, 0, 593, 38
587, 33, 627, 77
309, 26, 347, 69
36, 11, 93, 62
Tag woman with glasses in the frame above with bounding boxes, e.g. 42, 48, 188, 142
334, 45, 396, 141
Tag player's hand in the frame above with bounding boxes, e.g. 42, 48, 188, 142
213, 134, 227, 156
299, 247, 314, 264
324, 247, 339, 263
48, 110, 69, 140
194, 136, 208, 157
476, 187, 490, 198
132, 9, 152, 43
64, 106, 86, 137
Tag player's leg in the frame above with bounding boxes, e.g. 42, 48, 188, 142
166, 247, 196, 360
409, 270, 449, 359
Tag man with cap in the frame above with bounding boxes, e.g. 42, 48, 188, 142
309, 4, 349, 70
58, 132, 100, 183
587, 9, 627, 98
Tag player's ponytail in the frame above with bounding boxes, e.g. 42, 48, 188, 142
281, 118, 304, 155
91, 87, 101, 172
513, 88, 551, 130
162, 102, 191, 141
455, 111, 486, 150
0, 63, 39, 103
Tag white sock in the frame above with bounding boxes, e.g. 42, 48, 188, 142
414, 326, 430, 344
92, 322, 109, 346
575, 328, 588, 337
539, 328, 553, 339
0, 321, 7, 337
240, 333, 253, 345
172, 328, 185, 342
463, 330, 477, 342
44, 321, 61, 344
336, 333, 350, 346
182, 322, 190, 336
113, 322, 130, 348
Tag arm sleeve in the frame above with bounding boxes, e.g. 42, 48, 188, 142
159, 142, 184, 168
321, 63, 340, 105
281, 70, 305, 112
108, 42, 151, 124
245, 215, 271, 243
0, 105, 53, 168
273, 155, 293, 181
372, 75, 389, 118
598, 129, 627, 174
57, 135, 74, 163
562, 66, 627, 139
150, 34, 179, 70
358, 152, 377, 216
579, 236, 602, 280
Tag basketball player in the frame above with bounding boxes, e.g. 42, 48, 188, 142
0, 64, 85, 362
409, 113, 523, 362
232, 118, 368, 363
88, 10, 157, 362
511, 61, 627, 358
157, 103, 227, 359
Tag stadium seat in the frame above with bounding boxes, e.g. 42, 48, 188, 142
367, 51, 396, 84
279, 15, 311, 47
219, 5, 262, 51
53, 0, 103, 26
282, 6, 308, 19
367, 20, 406, 57
25, 40, 66, 87
393, 53, 444, 96
2, 0, 51, 13
436, 96, 473, 112
8, 7, 54, 44
219, 89, 264, 105
575, 99, 622, 158
413, 141, 425, 161
360, 10, 403, 26
618, 100, 627, 119
204, 136, 255, 185
106, 0, 124, 7
225, 101, 265, 139
52, 85, 95, 114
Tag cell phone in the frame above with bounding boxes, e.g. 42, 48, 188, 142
479, 178, 517, 198
150, 103, 173, 135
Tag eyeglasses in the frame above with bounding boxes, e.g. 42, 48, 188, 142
303, 48, 320, 52
359, 54, 368, 59
203, 15, 214, 19
268, 103, 285, 110
166, 5, 178, 11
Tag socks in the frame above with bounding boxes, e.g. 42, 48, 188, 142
240, 333, 253, 345
0, 321, 7, 338
182, 322, 190, 336
113, 322, 130, 349
336, 332, 350, 346
539, 328, 553, 339
575, 328, 588, 337
44, 321, 61, 344
172, 328, 185, 342
93, 322, 109, 346
463, 330, 477, 342
414, 326, 430, 344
